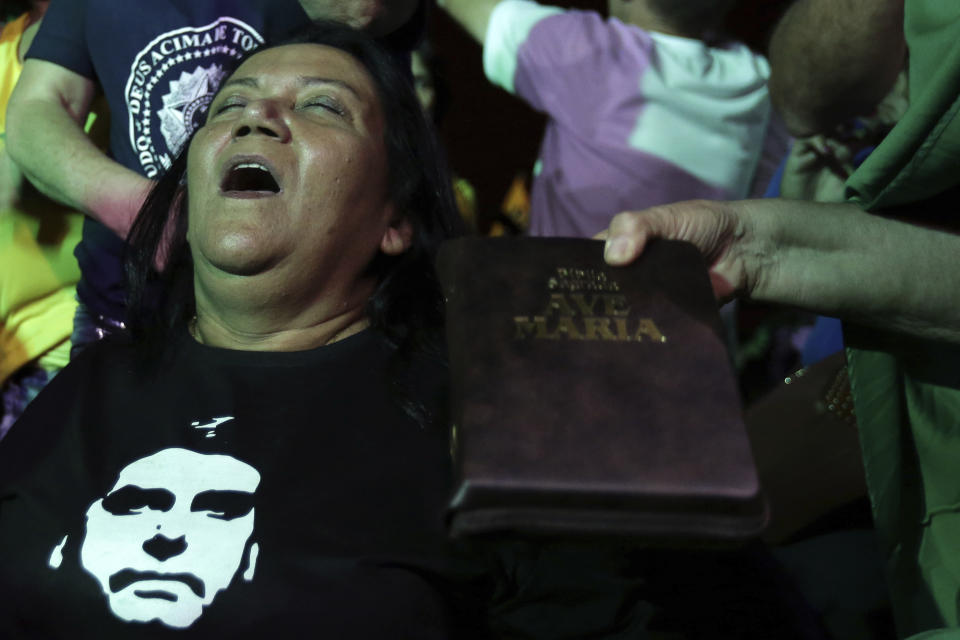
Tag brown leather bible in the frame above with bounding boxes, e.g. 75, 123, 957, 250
438, 237, 767, 544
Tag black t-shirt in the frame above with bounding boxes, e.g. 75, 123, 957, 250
0, 329, 488, 636
0, 329, 661, 638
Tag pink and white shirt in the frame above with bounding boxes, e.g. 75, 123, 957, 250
484, 0, 778, 237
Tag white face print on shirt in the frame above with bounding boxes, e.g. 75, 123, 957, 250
76, 447, 261, 629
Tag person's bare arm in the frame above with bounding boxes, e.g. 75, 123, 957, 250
767, 0, 906, 137
601, 198, 960, 344
5, 59, 152, 239
297, 0, 419, 36
437, 0, 503, 43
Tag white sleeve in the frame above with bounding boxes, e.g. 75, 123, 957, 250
482, 0, 562, 94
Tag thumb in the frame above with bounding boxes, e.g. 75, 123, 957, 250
601, 211, 657, 265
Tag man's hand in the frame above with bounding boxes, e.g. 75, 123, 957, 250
599, 198, 960, 344
779, 135, 855, 203
599, 200, 760, 302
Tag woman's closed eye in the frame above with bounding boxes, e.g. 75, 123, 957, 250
211, 97, 247, 116
299, 96, 351, 121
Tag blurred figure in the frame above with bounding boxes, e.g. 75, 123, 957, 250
779, 71, 909, 207
776, 70, 909, 369
411, 41, 441, 117
493, 170, 532, 235
601, 0, 960, 635
0, 0, 103, 436
411, 39, 479, 230
439, 0, 784, 238
0, 1, 46, 210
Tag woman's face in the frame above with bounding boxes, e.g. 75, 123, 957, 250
186, 43, 400, 300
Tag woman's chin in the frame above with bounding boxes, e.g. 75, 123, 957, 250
197, 250, 281, 279
192, 236, 286, 276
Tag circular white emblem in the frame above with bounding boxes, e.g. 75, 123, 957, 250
125, 19, 265, 178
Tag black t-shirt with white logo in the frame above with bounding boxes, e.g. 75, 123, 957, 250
0, 329, 660, 638
0, 329, 488, 636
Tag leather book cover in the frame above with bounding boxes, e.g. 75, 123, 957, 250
438, 237, 767, 544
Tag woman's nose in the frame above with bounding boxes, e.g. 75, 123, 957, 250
231, 100, 290, 142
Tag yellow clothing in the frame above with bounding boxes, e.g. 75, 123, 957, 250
0, 13, 83, 386
0, 13, 30, 134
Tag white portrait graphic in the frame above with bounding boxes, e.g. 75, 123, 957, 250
76, 447, 261, 629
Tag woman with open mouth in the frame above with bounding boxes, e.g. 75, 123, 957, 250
0, 20, 656, 639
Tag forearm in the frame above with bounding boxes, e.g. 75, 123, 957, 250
437, 0, 502, 44
739, 199, 960, 342
6, 95, 150, 238
767, 0, 905, 136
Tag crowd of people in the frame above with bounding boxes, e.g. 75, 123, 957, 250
0, 0, 957, 638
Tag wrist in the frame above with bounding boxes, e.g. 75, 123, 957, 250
84, 171, 153, 238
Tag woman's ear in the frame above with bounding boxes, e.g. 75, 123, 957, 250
380, 216, 413, 256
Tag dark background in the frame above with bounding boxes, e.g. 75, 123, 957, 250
426, 0, 790, 232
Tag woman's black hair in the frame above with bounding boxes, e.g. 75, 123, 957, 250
125, 21, 464, 424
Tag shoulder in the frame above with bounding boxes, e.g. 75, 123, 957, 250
20, 335, 144, 414
648, 33, 770, 88
488, 4, 650, 71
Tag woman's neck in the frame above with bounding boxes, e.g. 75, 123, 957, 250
189, 260, 379, 351
190, 272, 377, 351
191, 302, 370, 351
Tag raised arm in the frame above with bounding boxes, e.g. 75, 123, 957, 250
437, 0, 503, 43
767, 0, 906, 137
5, 60, 152, 239
601, 198, 960, 344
